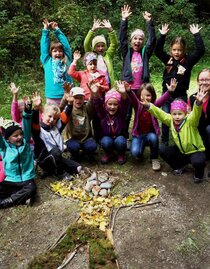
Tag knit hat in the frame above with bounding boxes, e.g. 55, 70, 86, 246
130, 29, 145, 40
105, 89, 121, 104
170, 99, 187, 113
83, 52, 97, 66
1, 120, 22, 140
92, 35, 107, 49
71, 87, 85, 96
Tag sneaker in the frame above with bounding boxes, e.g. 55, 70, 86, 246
117, 154, 126, 165
0, 197, 14, 209
172, 167, 185, 176
152, 159, 161, 171
193, 176, 203, 184
101, 154, 111, 164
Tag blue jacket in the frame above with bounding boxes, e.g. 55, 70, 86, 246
40, 28, 72, 99
0, 111, 35, 183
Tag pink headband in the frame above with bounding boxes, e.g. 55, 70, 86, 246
105, 90, 121, 103
170, 99, 187, 113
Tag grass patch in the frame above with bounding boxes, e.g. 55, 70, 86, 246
176, 215, 210, 256
28, 223, 117, 269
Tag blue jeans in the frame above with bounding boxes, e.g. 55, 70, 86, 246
66, 138, 97, 157
100, 136, 127, 154
131, 133, 159, 159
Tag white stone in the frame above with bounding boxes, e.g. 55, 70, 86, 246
100, 182, 112, 189
84, 180, 98, 192
87, 172, 97, 182
99, 189, 108, 197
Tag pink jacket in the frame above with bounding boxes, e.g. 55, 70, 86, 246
68, 65, 109, 100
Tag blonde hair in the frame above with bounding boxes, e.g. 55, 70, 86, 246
43, 103, 60, 116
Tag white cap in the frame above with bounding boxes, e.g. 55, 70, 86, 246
71, 87, 85, 96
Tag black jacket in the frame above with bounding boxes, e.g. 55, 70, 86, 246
155, 33, 205, 98
119, 19, 156, 84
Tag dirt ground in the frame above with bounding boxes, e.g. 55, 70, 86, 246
0, 149, 210, 269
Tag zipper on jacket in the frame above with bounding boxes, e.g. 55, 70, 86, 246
177, 133, 185, 154
17, 147, 23, 181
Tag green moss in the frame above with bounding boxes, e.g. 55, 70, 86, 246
28, 223, 117, 269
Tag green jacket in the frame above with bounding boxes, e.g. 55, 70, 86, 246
148, 102, 205, 154
84, 30, 118, 87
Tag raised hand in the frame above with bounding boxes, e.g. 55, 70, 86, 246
10, 82, 19, 96
31, 91, 42, 110
63, 82, 73, 93
140, 95, 150, 108
166, 78, 178, 92
101, 19, 113, 31
73, 50, 81, 61
116, 81, 126, 94
189, 24, 202, 34
121, 5, 132, 20
87, 80, 100, 95
42, 18, 49, 29
92, 19, 102, 31
51, 21, 59, 30
158, 24, 170, 35
195, 88, 208, 105
143, 11, 152, 22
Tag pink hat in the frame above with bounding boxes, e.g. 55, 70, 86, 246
105, 89, 121, 103
170, 99, 187, 113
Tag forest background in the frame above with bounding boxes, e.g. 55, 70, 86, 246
0, 0, 210, 117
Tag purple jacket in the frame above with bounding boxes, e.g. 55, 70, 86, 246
93, 97, 128, 138
127, 90, 171, 136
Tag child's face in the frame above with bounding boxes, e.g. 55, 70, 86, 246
130, 36, 144, 51
106, 98, 119, 115
73, 95, 85, 109
86, 60, 97, 73
170, 43, 184, 60
171, 110, 186, 125
42, 111, 59, 126
51, 48, 64, 60
94, 42, 105, 55
140, 89, 152, 103
8, 129, 23, 146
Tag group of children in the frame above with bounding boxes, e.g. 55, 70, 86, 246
0, 5, 209, 209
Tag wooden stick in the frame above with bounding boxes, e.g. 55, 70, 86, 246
56, 243, 82, 269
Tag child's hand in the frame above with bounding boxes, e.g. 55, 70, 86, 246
63, 82, 73, 93
64, 89, 74, 105
189, 24, 202, 34
159, 24, 170, 35
140, 96, 150, 108
87, 80, 100, 94
73, 50, 81, 62
10, 82, 19, 96
31, 92, 42, 110
166, 78, 178, 92
51, 21, 59, 30
195, 88, 208, 105
121, 5, 132, 20
123, 81, 131, 92
101, 19, 113, 32
143, 11, 152, 22
116, 80, 126, 94
92, 19, 101, 31
42, 18, 49, 29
